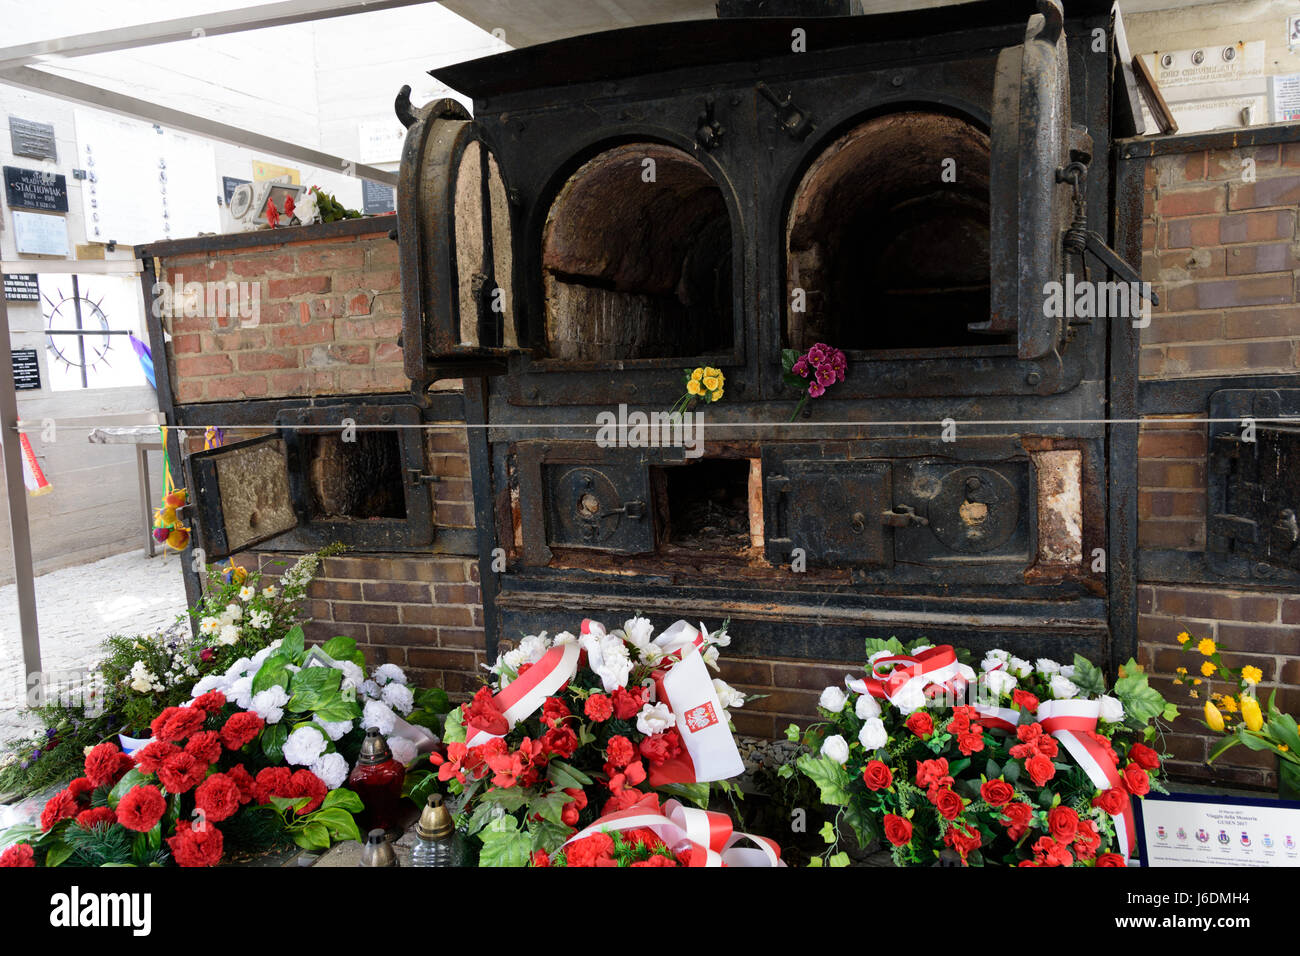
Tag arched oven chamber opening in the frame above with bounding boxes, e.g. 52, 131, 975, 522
785, 110, 1005, 354
541, 143, 734, 361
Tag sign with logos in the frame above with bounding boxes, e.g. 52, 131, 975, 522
11, 348, 41, 390
9, 116, 57, 162
1137, 791, 1300, 867
222, 175, 251, 206
361, 178, 395, 215
1138, 41, 1268, 135
12, 210, 69, 256
1272, 73, 1300, 124
2, 273, 40, 301
4, 165, 68, 212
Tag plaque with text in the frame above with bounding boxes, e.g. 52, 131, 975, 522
222, 175, 250, 205
1137, 791, 1300, 867
2, 273, 40, 301
9, 117, 57, 162
4, 165, 69, 212
362, 179, 395, 215
12, 210, 69, 256
11, 349, 41, 390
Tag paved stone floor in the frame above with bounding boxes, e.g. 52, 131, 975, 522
0, 549, 188, 743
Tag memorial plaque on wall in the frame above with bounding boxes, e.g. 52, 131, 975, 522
11, 349, 41, 391
4, 165, 69, 212
9, 117, 57, 162
2, 273, 40, 301
362, 179, 395, 215
222, 175, 251, 205
1137, 792, 1300, 867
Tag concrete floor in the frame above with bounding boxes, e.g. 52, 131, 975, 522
0, 549, 188, 744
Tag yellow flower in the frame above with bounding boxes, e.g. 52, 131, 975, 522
702, 375, 721, 392
687, 379, 704, 396
1197, 638, 1216, 656
704, 367, 721, 379
1241, 666, 1263, 685
1175, 666, 1187, 675
1281, 744, 1290, 752
1201, 661, 1216, 677
1204, 700, 1225, 731
1176, 631, 1191, 645
691, 368, 704, 381
1219, 695, 1238, 714
710, 389, 723, 402
161, 506, 178, 525
1192, 678, 1202, 685
1240, 695, 1263, 732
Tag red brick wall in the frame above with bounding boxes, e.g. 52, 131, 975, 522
1137, 137, 1300, 790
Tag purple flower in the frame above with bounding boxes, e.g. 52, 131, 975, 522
815, 366, 836, 387
808, 343, 829, 365
792, 357, 810, 378
30, 749, 41, 760
19, 761, 28, 770
808, 381, 826, 398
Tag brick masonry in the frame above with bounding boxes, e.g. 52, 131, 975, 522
1137, 138, 1300, 791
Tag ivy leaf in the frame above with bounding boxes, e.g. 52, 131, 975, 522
785, 723, 802, 743
527, 791, 568, 826
1070, 654, 1107, 697
478, 816, 531, 868
828, 852, 851, 868
795, 753, 851, 806
443, 707, 467, 744
530, 818, 572, 854
819, 821, 837, 844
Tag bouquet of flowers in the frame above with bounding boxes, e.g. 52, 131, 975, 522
1174, 630, 1300, 799
789, 638, 1177, 867
426, 617, 750, 866
670, 366, 725, 415
782, 342, 846, 421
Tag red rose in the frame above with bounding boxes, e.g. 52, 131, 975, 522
40, 790, 79, 830
1025, 753, 1056, 787
219, 711, 264, 751
287, 769, 327, 814
915, 758, 952, 792
0, 844, 34, 867
532, 850, 551, 867
151, 706, 207, 743
192, 690, 227, 714
1048, 805, 1079, 843
931, 787, 964, 821
1092, 787, 1126, 816
158, 752, 208, 794
905, 712, 934, 740
226, 764, 256, 804
253, 767, 293, 804
84, 742, 133, 788
944, 823, 982, 859
605, 735, 635, 769
133, 740, 180, 775
1129, 743, 1161, 771
956, 730, 985, 756
1121, 762, 1151, 797
610, 686, 645, 721
883, 814, 913, 847
1033, 835, 1075, 867
1074, 819, 1101, 860
74, 806, 117, 830
1012, 689, 1039, 714
1035, 735, 1060, 759
541, 696, 570, 729
166, 820, 224, 867
564, 832, 615, 867
66, 776, 96, 806
1095, 853, 1126, 867
116, 784, 167, 832
862, 760, 893, 791
185, 731, 223, 765
584, 694, 613, 722
980, 778, 1015, 807
639, 730, 682, 766
194, 773, 242, 823
1000, 801, 1034, 840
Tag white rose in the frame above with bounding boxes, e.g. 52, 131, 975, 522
1059, 664, 1076, 680
911, 644, 935, 654
985, 648, 1011, 663
1049, 674, 1080, 700
1036, 658, 1061, 676
983, 669, 1018, 698
636, 701, 675, 736
1008, 657, 1033, 679
713, 679, 745, 709
702, 645, 720, 670
819, 685, 847, 713
820, 734, 850, 764
1099, 695, 1124, 723
387, 736, 418, 766
858, 717, 888, 751
623, 616, 655, 650
957, 663, 976, 683
855, 694, 881, 720
891, 683, 928, 716
309, 752, 349, 790
867, 649, 893, 667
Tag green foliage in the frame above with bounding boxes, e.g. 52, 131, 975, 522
477, 815, 531, 868
1070, 654, 1107, 698
796, 753, 851, 806
1113, 658, 1169, 726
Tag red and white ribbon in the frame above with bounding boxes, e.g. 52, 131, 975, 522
846, 645, 962, 703
1037, 699, 1134, 864
971, 704, 1020, 732
558, 794, 783, 867
466, 641, 580, 746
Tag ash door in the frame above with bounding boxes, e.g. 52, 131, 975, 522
764, 456, 894, 568
187, 435, 301, 560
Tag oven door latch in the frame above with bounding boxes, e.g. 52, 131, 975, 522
407, 468, 441, 486
1057, 161, 1159, 309
880, 504, 929, 529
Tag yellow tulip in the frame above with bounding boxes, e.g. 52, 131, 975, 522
1240, 695, 1263, 733
1204, 700, 1225, 732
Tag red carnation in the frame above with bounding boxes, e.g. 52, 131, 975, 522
287, 769, 327, 814
152, 706, 206, 743
639, 729, 682, 766
0, 844, 34, 867
133, 740, 180, 775
601, 787, 646, 816
862, 760, 893, 791
1048, 805, 1079, 843
84, 742, 133, 788
66, 776, 96, 806
1032, 835, 1075, 867
944, 823, 982, 859
185, 731, 223, 765
1095, 853, 1126, 867
74, 806, 118, 831
1121, 762, 1151, 797
254, 767, 293, 804
1000, 801, 1034, 840
192, 690, 227, 714
1129, 743, 1161, 771
220, 711, 264, 751
1092, 787, 1127, 816
532, 850, 551, 867
1035, 735, 1060, 759
194, 773, 242, 823
565, 832, 615, 867
584, 694, 613, 722
905, 711, 934, 740
463, 687, 508, 737
541, 725, 578, 761
980, 778, 1015, 807
882, 814, 912, 847
157, 751, 208, 794
226, 764, 256, 805
40, 789, 79, 830
605, 735, 635, 769
166, 820, 224, 867
541, 696, 570, 729
1025, 753, 1056, 787
116, 784, 167, 832
1012, 689, 1039, 713
610, 686, 645, 721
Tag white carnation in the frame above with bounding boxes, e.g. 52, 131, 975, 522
283, 725, 327, 766
335, 660, 365, 689
382, 682, 415, 714
362, 700, 397, 735
227, 676, 255, 710
373, 663, 408, 686
360, 680, 381, 700
309, 752, 349, 790
190, 674, 229, 698
387, 736, 418, 766
318, 718, 354, 741
250, 685, 289, 724
552, 631, 578, 646
855, 694, 881, 720
818, 686, 847, 713
636, 701, 675, 736
1049, 674, 1080, 700
858, 717, 888, 751
515, 636, 549, 666
820, 734, 850, 764
1099, 695, 1124, 723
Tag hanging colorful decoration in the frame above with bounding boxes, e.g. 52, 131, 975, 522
152, 426, 189, 552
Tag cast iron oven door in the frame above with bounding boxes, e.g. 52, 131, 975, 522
185, 404, 434, 559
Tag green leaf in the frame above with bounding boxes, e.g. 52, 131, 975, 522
1004, 761, 1021, 785
480, 787, 529, 813
45, 840, 75, 868
478, 816, 531, 868
261, 722, 289, 763
785, 723, 802, 743
1268, 712, 1300, 753
0, 824, 40, 849
781, 349, 797, 374
863, 637, 905, 660
527, 792, 568, 826
319, 635, 358, 662
828, 852, 851, 868
529, 818, 573, 854
311, 808, 362, 843
984, 758, 1001, 779
251, 655, 291, 695
292, 821, 331, 851
1162, 703, 1181, 722
1113, 660, 1168, 725
819, 821, 837, 844
807, 856, 823, 868
795, 753, 852, 806
546, 760, 593, 791
843, 801, 878, 849
321, 788, 364, 813
1071, 654, 1107, 698
443, 707, 467, 744
107, 768, 149, 809
280, 625, 306, 662
271, 794, 312, 813
310, 696, 362, 724
415, 687, 452, 715
655, 781, 710, 809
